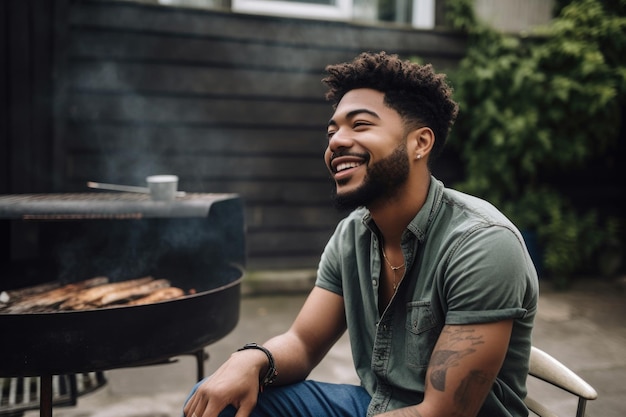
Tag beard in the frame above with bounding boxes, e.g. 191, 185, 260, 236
331, 143, 410, 212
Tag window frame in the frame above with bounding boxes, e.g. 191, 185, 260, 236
232, 0, 353, 21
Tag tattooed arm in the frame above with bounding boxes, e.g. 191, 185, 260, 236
375, 320, 514, 417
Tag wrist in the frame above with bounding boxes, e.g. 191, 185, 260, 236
237, 343, 278, 391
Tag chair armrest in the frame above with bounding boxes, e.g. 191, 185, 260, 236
529, 347, 598, 400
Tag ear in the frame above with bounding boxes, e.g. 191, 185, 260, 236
407, 127, 435, 161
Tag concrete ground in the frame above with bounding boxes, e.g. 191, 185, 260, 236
21, 277, 626, 417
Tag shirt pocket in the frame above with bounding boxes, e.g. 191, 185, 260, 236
405, 300, 440, 369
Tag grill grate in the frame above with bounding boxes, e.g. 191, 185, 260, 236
0, 192, 235, 220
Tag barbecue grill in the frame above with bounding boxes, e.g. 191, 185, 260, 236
0, 193, 246, 416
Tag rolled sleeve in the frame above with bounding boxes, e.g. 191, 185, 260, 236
442, 224, 535, 325
446, 308, 528, 325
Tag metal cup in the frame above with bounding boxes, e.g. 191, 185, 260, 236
146, 175, 179, 201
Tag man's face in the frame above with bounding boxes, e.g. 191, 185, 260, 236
325, 89, 410, 211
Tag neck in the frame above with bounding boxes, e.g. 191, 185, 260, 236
368, 174, 429, 244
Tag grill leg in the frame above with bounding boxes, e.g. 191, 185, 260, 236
40, 374, 53, 417
194, 349, 208, 381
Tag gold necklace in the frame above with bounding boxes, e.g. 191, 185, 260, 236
381, 248, 405, 291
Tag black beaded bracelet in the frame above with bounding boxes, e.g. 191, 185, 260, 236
237, 343, 278, 391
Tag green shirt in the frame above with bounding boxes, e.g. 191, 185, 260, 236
315, 176, 538, 417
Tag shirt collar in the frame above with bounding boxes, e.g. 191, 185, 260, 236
362, 175, 444, 244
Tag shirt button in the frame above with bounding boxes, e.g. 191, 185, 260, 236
372, 279, 377, 286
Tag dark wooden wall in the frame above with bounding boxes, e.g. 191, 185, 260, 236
0, 0, 64, 193
2, 0, 467, 270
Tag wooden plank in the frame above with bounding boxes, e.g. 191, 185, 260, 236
66, 153, 328, 181
246, 254, 323, 270
0, 1, 8, 193
246, 229, 333, 256
69, 61, 327, 98
50, 0, 72, 192
68, 1, 467, 58
8, 0, 32, 192
65, 125, 327, 154
67, 93, 331, 126
244, 204, 343, 229
31, 0, 55, 192
68, 30, 360, 72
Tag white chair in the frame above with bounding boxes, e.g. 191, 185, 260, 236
525, 346, 598, 417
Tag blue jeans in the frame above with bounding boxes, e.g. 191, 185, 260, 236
184, 379, 371, 417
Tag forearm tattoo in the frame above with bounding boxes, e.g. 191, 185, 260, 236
455, 370, 491, 410
429, 327, 486, 392
429, 348, 475, 391
382, 327, 493, 417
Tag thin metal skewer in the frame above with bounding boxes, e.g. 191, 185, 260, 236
87, 181, 186, 197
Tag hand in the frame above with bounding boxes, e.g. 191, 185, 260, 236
183, 350, 267, 417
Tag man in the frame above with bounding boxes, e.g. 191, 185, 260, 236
183, 51, 538, 417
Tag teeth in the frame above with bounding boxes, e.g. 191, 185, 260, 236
336, 162, 362, 172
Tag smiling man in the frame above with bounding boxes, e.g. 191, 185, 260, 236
327, 98, 411, 214
183, 51, 538, 417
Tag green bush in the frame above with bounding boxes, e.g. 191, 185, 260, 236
444, 0, 625, 284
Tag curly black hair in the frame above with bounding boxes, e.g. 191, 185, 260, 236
322, 51, 459, 161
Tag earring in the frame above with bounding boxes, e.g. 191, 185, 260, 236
416, 154, 422, 160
